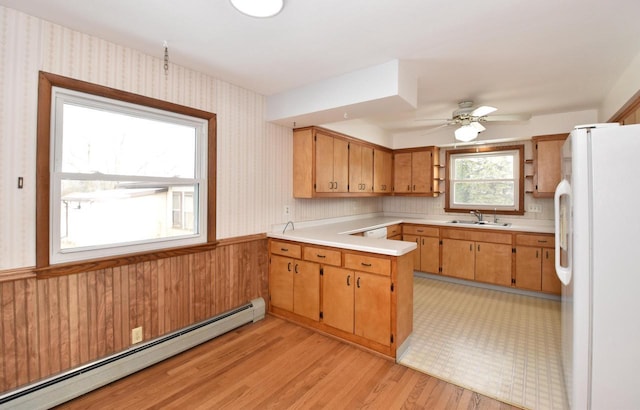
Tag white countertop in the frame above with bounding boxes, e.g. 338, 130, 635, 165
268, 214, 554, 257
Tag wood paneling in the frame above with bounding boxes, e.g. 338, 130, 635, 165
0, 235, 268, 394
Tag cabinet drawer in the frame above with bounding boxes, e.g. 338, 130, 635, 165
515, 234, 554, 248
270, 240, 302, 259
403, 224, 439, 237
303, 246, 342, 266
386, 224, 402, 238
344, 253, 390, 276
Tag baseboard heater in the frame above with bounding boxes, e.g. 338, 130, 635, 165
0, 297, 265, 410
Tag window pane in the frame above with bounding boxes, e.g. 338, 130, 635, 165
453, 181, 515, 206
60, 180, 197, 250
61, 104, 196, 178
454, 155, 514, 180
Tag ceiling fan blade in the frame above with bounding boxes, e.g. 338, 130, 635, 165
470, 122, 486, 132
420, 123, 450, 135
483, 113, 531, 122
471, 105, 497, 117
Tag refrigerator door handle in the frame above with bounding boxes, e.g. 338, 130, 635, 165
554, 179, 572, 285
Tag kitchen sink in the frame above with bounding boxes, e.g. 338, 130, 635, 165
447, 220, 511, 227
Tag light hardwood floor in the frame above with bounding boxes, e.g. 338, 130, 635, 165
56, 315, 518, 409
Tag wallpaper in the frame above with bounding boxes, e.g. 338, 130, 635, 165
0, 5, 383, 270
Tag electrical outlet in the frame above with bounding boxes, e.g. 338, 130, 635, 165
131, 326, 143, 344
527, 204, 543, 213
284, 205, 290, 217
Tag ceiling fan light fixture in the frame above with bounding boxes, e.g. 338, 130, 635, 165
230, 0, 284, 18
455, 125, 479, 142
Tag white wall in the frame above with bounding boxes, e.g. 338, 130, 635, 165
600, 50, 640, 121
0, 5, 380, 270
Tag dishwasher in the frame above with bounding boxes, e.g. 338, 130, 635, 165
362, 227, 388, 239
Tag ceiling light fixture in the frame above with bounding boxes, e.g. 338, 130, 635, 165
230, 0, 284, 18
454, 125, 479, 142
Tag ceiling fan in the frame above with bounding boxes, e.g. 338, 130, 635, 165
417, 101, 531, 142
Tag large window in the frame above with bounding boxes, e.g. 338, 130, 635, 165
445, 145, 524, 215
37, 72, 216, 268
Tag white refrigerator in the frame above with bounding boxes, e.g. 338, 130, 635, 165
554, 123, 640, 409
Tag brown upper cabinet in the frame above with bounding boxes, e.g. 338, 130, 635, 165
349, 142, 374, 193
373, 149, 393, 193
393, 147, 439, 195
532, 134, 568, 197
293, 126, 392, 198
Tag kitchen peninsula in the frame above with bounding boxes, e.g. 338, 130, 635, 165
267, 215, 555, 359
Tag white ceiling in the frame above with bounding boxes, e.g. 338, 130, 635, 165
3, 0, 640, 136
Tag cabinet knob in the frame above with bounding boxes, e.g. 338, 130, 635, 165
361, 262, 372, 267
287, 262, 292, 272
357, 277, 361, 288
347, 275, 351, 286
294, 264, 299, 274
316, 254, 326, 259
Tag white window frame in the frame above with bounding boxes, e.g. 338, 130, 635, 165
49, 87, 208, 264
446, 146, 524, 214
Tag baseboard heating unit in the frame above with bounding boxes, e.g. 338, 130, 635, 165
0, 297, 265, 410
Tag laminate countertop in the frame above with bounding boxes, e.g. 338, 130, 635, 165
267, 215, 554, 257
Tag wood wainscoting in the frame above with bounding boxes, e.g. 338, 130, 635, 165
0, 234, 268, 394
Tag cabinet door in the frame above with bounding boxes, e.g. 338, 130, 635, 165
534, 137, 566, 197
373, 149, 392, 193
354, 272, 391, 346
420, 236, 440, 274
293, 260, 320, 321
269, 255, 294, 311
349, 144, 373, 193
476, 242, 512, 287
361, 146, 374, 192
393, 152, 412, 193
515, 246, 542, 290
441, 239, 475, 280
411, 150, 433, 193
541, 248, 561, 294
333, 138, 349, 193
322, 266, 354, 333
403, 234, 421, 271
315, 133, 334, 193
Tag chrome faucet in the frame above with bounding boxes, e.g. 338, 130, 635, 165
282, 220, 295, 234
470, 210, 483, 222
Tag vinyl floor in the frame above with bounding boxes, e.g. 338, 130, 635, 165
398, 276, 568, 410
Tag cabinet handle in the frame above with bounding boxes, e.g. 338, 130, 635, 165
316, 254, 326, 259
347, 275, 351, 286
357, 277, 361, 288
334, 181, 338, 190
537, 240, 548, 243
545, 250, 549, 259
413, 184, 416, 191
477, 244, 480, 252
470, 244, 473, 252
361, 262, 372, 267
407, 185, 410, 191
280, 247, 288, 252
422, 238, 425, 245
328, 182, 333, 189
287, 262, 292, 272
536, 250, 539, 258
417, 229, 424, 233
294, 264, 299, 274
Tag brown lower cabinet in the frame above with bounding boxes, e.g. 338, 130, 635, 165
515, 234, 560, 293
323, 266, 391, 346
409, 225, 559, 295
268, 239, 413, 358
